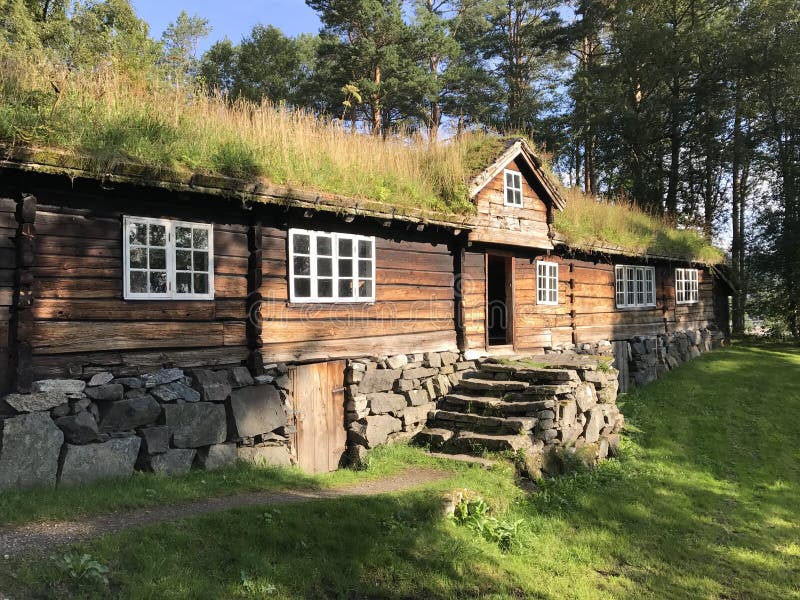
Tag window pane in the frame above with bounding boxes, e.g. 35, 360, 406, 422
176, 250, 192, 271
358, 280, 372, 298
318, 257, 332, 277
149, 248, 166, 270
358, 259, 371, 277
149, 224, 166, 247
293, 234, 310, 255
129, 223, 147, 245
193, 273, 209, 295
506, 172, 514, 186
514, 190, 522, 205
193, 228, 209, 250
130, 271, 147, 293
294, 278, 311, 297
358, 240, 372, 258
339, 279, 353, 298
194, 251, 209, 272
339, 238, 353, 257
176, 272, 192, 294
150, 271, 167, 294
176, 227, 192, 248
130, 248, 147, 269
293, 256, 311, 276
339, 259, 353, 277
318, 279, 333, 298
317, 236, 332, 256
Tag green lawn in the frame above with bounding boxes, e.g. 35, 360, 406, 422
1, 343, 799, 599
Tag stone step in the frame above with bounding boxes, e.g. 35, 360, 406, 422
479, 362, 580, 384
414, 427, 454, 448
444, 431, 532, 454
428, 410, 535, 435
441, 394, 554, 416
504, 383, 576, 400
427, 452, 496, 469
455, 378, 528, 394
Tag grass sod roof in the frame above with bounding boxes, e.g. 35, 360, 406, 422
0, 57, 724, 264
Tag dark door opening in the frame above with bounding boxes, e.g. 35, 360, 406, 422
487, 255, 513, 346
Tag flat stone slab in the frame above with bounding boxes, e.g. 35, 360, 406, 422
196, 443, 237, 471
163, 402, 227, 448
228, 385, 285, 439
237, 445, 291, 467
458, 379, 527, 392
0, 412, 64, 491
148, 449, 196, 476
3, 391, 67, 413
59, 437, 141, 486
448, 431, 532, 453
32, 380, 86, 395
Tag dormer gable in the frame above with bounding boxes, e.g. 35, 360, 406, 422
467, 138, 566, 249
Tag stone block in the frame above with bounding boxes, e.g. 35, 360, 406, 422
191, 369, 232, 402
99, 396, 161, 432
196, 443, 238, 470
357, 369, 400, 394
114, 377, 144, 389
228, 385, 285, 438
164, 402, 227, 448
386, 354, 408, 369
583, 406, 604, 444
440, 352, 459, 366
88, 372, 114, 387
151, 382, 201, 403
51, 403, 71, 418
139, 425, 170, 454
4, 391, 67, 413
367, 392, 406, 415
405, 389, 429, 406
575, 383, 598, 412
424, 352, 442, 368
402, 367, 438, 380
32, 380, 86, 395
393, 379, 416, 392
58, 437, 141, 486
400, 402, 436, 429
348, 415, 402, 448
229, 367, 255, 389
346, 394, 368, 415
142, 368, 184, 388
54, 411, 99, 444
86, 384, 124, 402
147, 449, 196, 476
0, 412, 64, 491
237, 444, 292, 467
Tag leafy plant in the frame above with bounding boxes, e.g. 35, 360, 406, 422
54, 552, 109, 587
240, 570, 277, 596
451, 496, 523, 552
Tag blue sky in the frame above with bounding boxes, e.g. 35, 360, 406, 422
132, 0, 322, 54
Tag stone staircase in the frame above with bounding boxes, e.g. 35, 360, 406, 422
415, 357, 624, 472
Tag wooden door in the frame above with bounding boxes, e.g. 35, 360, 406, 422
289, 360, 347, 473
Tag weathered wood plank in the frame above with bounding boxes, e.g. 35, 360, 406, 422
32, 299, 217, 321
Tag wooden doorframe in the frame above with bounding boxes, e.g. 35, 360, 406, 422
485, 253, 515, 349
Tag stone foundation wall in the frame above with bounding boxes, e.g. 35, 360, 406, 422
543, 327, 726, 390
0, 364, 292, 491
343, 351, 473, 455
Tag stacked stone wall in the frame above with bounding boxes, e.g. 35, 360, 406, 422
0, 364, 292, 490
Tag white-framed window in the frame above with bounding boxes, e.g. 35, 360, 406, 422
536, 260, 559, 305
289, 229, 376, 303
504, 169, 523, 206
615, 265, 656, 308
675, 268, 700, 304
123, 216, 214, 300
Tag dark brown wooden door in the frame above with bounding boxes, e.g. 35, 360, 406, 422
289, 360, 347, 473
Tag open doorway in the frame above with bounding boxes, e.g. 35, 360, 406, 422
487, 255, 513, 347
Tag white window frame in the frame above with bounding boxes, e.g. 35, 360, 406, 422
675, 268, 700, 304
504, 169, 523, 207
615, 265, 656, 309
123, 216, 215, 301
288, 228, 376, 303
536, 260, 559, 305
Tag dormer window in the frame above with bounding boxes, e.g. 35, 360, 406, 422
504, 169, 523, 206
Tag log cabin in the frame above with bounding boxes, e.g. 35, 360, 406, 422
0, 141, 732, 475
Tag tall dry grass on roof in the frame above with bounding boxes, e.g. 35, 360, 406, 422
555, 187, 725, 263
0, 54, 483, 214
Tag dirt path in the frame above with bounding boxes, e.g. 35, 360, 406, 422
0, 468, 449, 558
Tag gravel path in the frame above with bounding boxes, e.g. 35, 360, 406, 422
0, 468, 448, 558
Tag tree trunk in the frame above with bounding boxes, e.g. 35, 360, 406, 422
371, 65, 382, 135
665, 76, 681, 218
730, 90, 746, 336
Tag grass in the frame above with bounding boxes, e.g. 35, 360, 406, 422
1, 342, 798, 598
0, 53, 724, 262
554, 187, 726, 263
